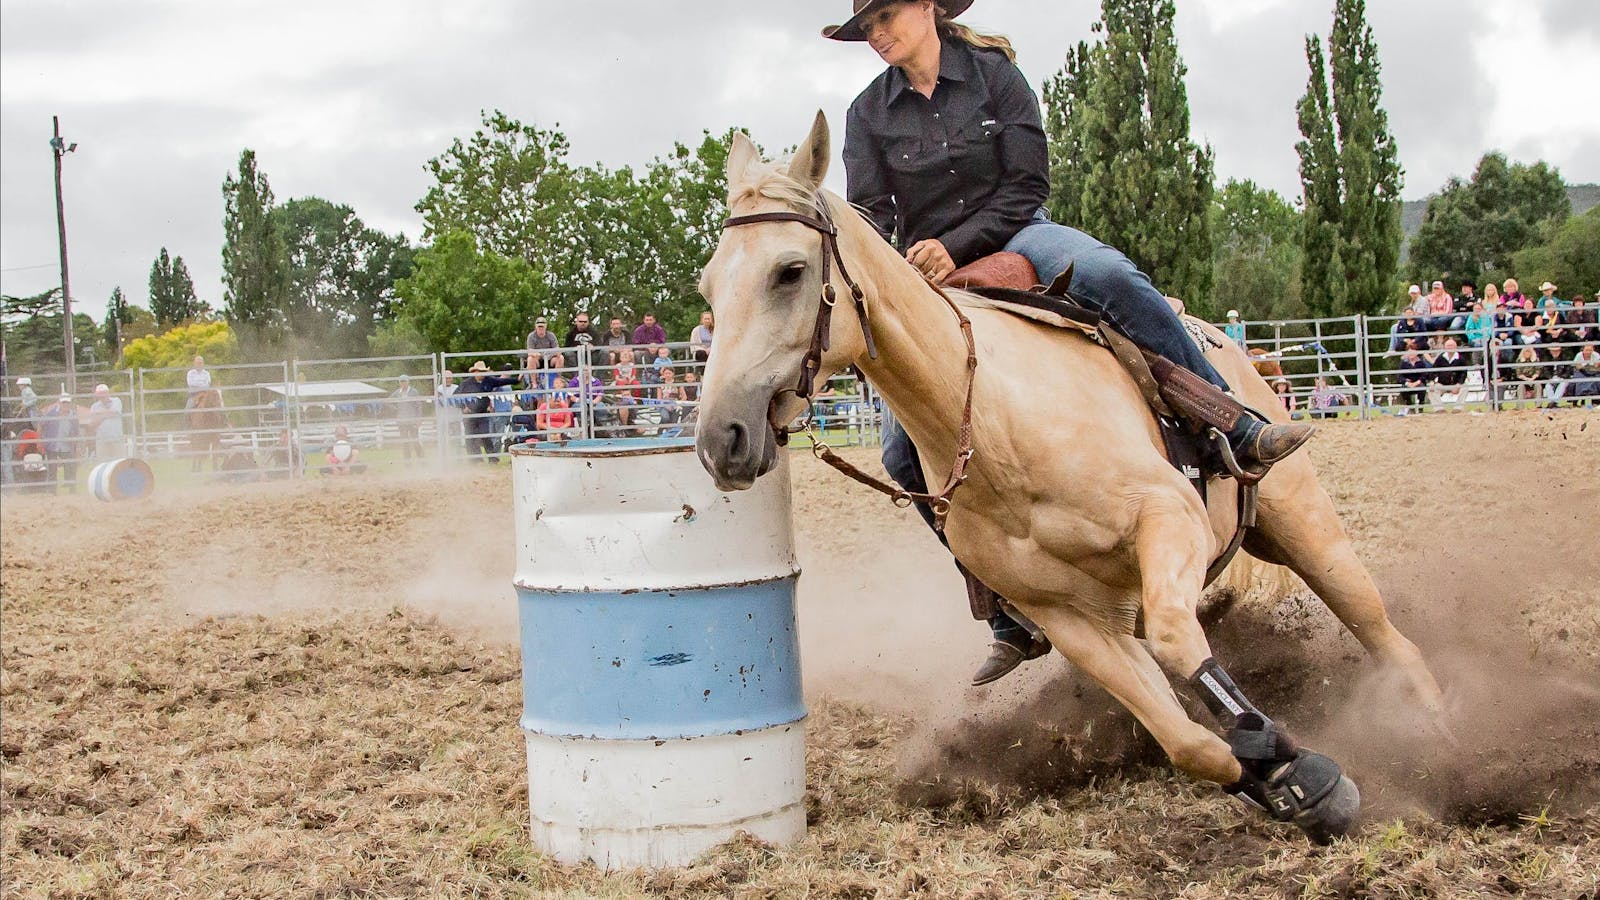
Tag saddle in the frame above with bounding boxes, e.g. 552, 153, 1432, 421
950, 253, 1256, 590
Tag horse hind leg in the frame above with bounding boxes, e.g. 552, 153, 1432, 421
1247, 476, 1445, 715
1132, 503, 1361, 843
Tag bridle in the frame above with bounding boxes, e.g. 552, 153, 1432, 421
721, 193, 978, 531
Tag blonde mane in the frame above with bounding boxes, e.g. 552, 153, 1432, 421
728, 160, 821, 213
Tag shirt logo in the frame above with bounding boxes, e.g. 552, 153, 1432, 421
981, 119, 997, 126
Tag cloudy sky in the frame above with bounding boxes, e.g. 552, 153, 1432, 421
3, 0, 1597, 322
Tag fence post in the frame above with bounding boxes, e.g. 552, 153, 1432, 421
285, 360, 300, 480
1353, 316, 1369, 421
580, 344, 596, 442
432, 353, 447, 465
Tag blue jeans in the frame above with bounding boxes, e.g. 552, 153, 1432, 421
1004, 212, 1229, 390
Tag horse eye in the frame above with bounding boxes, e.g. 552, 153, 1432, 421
776, 263, 806, 286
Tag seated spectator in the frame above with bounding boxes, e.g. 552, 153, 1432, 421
1271, 378, 1298, 417
10, 427, 50, 493
1397, 350, 1430, 410
1463, 302, 1494, 349
654, 366, 688, 428
536, 376, 577, 442
321, 425, 366, 477
1537, 281, 1561, 308
1308, 377, 1343, 419
1404, 284, 1427, 315
681, 370, 700, 403
611, 363, 642, 434
503, 399, 540, 451
691, 311, 715, 361
539, 352, 569, 391
631, 313, 668, 347
1569, 344, 1600, 401
1542, 342, 1575, 405
1511, 346, 1544, 400
1568, 295, 1596, 344
264, 429, 303, 479
1390, 309, 1430, 354
1426, 280, 1456, 334
1428, 339, 1469, 410
598, 317, 631, 366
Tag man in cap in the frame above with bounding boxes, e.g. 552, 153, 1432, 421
526, 317, 558, 366
87, 384, 125, 459
39, 388, 81, 493
390, 374, 425, 464
1405, 284, 1428, 316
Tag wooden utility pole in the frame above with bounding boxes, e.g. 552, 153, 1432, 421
52, 116, 77, 392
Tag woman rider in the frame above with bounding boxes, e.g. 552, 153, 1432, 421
826, 0, 1315, 685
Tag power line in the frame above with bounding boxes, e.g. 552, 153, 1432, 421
0, 263, 58, 273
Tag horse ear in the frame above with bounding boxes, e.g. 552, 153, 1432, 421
726, 131, 760, 188
785, 111, 831, 191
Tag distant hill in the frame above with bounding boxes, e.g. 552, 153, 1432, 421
1403, 184, 1599, 240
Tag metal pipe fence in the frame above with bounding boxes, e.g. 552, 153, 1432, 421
2, 315, 1593, 494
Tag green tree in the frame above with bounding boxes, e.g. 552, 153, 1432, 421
121, 321, 240, 371
104, 286, 128, 361
1512, 206, 1600, 297
1042, 41, 1095, 226
222, 149, 291, 346
1409, 152, 1571, 286
0, 287, 100, 375
1296, 0, 1404, 316
148, 248, 207, 326
1045, 0, 1215, 311
274, 197, 416, 356
395, 230, 548, 353
1210, 180, 1305, 321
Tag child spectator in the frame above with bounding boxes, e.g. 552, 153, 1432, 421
536, 376, 576, 442
322, 425, 364, 477
1308, 377, 1343, 419
1271, 378, 1297, 417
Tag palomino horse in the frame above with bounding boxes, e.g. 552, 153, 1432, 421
186, 388, 227, 473
695, 114, 1445, 843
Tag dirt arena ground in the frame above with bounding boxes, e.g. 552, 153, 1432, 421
3, 409, 1598, 898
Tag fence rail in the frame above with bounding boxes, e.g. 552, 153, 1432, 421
2, 313, 1595, 494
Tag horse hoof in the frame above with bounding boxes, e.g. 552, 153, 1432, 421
1293, 774, 1360, 845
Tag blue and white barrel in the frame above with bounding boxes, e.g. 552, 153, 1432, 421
87, 458, 155, 501
511, 438, 805, 870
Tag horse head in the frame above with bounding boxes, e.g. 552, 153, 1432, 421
695, 112, 871, 490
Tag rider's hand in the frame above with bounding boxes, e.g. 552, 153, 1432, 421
906, 239, 955, 284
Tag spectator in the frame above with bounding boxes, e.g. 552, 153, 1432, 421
563, 312, 599, 363
436, 370, 464, 451
1502, 279, 1530, 326
1542, 342, 1575, 405
390, 374, 425, 465
1405, 284, 1428, 315
1482, 282, 1501, 311
38, 390, 80, 493
455, 361, 518, 463
10, 426, 49, 493
1569, 344, 1600, 402
536, 376, 576, 442
1429, 339, 1469, 410
264, 429, 303, 479
321, 425, 365, 477
1390, 308, 1431, 353
1511, 346, 1544, 400
655, 367, 689, 430
1426, 281, 1455, 334
1271, 378, 1297, 417
186, 356, 212, 408
1397, 350, 1430, 411
681, 370, 700, 404
526, 317, 558, 364
690, 311, 715, 361
598, 317, 631, 365
611, 362, 642, 435
1537, 281, 1561, 308
86, 384, 125, 459
1308, 377, 1343, 419
12, 377, 40, 430
1463, 302, 1494, 350
1223, 310, 1246, 348
1568, 295, 1596, 344
539, 352, 569, 391
631, 313, 667, 347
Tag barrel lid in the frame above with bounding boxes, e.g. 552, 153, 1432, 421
510, 437, 695, 459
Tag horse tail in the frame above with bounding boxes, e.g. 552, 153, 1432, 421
1200, 551, 1297, 628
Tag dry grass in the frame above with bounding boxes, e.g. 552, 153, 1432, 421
4, 410, 1599, 898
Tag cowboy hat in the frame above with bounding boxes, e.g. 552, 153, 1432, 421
1539, 281, 1557, 292
469, 361, 490, 373
823, 0, 974, 41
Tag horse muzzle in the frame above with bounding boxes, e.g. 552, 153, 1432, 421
696, 389, 782, 492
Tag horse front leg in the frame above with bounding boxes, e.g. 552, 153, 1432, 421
1135, 503, 1360, 844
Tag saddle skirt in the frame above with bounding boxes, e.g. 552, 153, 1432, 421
947, 252, 1039, 292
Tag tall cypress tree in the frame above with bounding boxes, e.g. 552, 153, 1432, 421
1046, 0, 1214, 311
1295, 35, 1343, 317
105, 286, 128, 361
148, 247, 205, 326
1296, 0, 1403, 317
222, 149, 291, 343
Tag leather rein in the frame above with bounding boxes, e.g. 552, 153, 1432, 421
721, 196, 979, 531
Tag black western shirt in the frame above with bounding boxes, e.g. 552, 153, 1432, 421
843, 38, 1050, 269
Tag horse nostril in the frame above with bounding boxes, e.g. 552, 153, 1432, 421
727, 420, 750, 462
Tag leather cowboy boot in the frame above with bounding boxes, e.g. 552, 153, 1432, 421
961, 571, 1052, 685
1146, 355, 1315, 479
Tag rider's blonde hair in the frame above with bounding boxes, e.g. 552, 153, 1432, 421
936, 6, 1016, 62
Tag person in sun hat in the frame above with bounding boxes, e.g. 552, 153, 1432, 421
826, 0, 1313, 685
455, 361, 519, 463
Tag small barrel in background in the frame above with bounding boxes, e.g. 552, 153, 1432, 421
511, 438, 805, 870
88, 458, 155, 502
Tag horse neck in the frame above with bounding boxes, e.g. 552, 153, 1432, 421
832, 203, 971, 445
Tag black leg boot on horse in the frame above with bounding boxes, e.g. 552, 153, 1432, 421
1190, 657, 1361, 844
